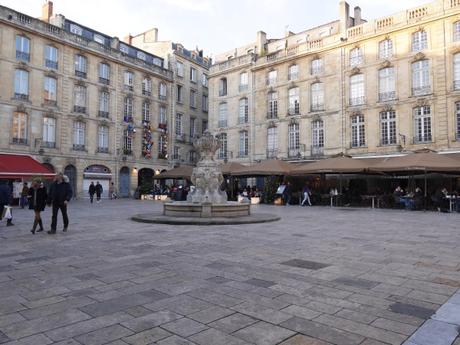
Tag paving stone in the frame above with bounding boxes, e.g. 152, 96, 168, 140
231, 302, 292, 324
122, 310, 183, 332
244, 278, 276, 288
371, 318, 418, 336
78, 294, 153, 317
334, 277, 380, 290
52, 340, 85, 345
188, 306, 234, 324
125, 306, 152, 318
122, 327, 171, 345
405, 319, 458, 345
45, 311, 133, 341
146, 295, 213, 315
233, 321, 295, 345
279, 334, 332, 345
75, 324, 133, 345
157, 335, 197, 345
389, 302, 435, 319
209, 313, 258, 334
334, 309, 377, 324
0, 331, 10, 344
161, 317, 208, 337
206, 276, 232, 284
190, 328, 250, 345
0, 333, 53, 345
0, 309, 91, 339
281, 305, 322, 320
280, 316, 365, 345
432, 302, 460, 325
19, 296, 95, 320
0, 314, 25, 328
281, 259, 330, 271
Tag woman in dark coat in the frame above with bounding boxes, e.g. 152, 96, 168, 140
28, 180, 48, 234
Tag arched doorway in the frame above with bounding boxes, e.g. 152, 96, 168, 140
119, 166, 130, 197
64, 165, 77, 197
83, 165, 112, 198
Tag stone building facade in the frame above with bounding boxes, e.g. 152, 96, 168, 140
0, 2, 173, 198
125, 29, 210, 167
209, 0, 460, 164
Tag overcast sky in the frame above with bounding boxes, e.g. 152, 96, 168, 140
2, 0, 429, 57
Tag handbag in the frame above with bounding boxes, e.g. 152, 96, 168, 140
2, 206, 12, 220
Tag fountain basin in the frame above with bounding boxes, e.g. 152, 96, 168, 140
164, 201, 250, 218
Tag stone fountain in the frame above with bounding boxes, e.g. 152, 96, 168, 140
131, 131, 279, 225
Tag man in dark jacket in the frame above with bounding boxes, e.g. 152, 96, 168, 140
47, 173, 73, 234
88, 182, 96, 203
95, 181, 103, 203
0, 181, 14, 226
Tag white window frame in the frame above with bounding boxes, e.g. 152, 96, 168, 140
288, 123, 300, 151
454, 53, 460, 90
311, 82, 324, 111
44, 76, 57, 102
14, 69, 29, 97
239, 130, 249, 157
288, 65, 299, 81
239, 98, 249, 124
379, 67, 396, 102
267, 127, 278, 156
412, 60, 430, 96
350, 48, 363, 67
218, 103, 228, 127
379, 39, 393, 60
268, 92, 278, 118
288, 87, 300, 115
73, 121, 85, 146
350, 74, 365, 106
12, 112, 28, 143
176, 61, 184, 77
380, 110, 397, 145
413, 106, 432, 143
175, 113, 183, 136
412, 30, 428, 52
312, 120, 324, 148
311, 58, 323, 75
98, 125, 109, 149
351, 114, 365, 147
43, 117, 56, 144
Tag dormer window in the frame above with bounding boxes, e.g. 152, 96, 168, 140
119, 43, 129, 54
70, 24, 83, 36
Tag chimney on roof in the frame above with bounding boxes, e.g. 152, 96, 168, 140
123, 34, 133, 44
354, 6, 362, 25
40, 1, 53, 23
256, 31, 267, 55
339, 1, 350, 34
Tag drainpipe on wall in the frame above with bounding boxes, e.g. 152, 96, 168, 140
340, 46, 346, 154
170, 53, 176, 168
443, 19, 451, 149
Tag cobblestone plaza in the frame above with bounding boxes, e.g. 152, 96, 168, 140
0, 200, 459, 345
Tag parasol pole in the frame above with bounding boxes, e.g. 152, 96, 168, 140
424, 169, 427, 212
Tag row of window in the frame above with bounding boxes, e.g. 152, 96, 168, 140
176, 61, 208, 87
216, 104, 460, 159
174, 113, 208, 139
176, 85, 208, 112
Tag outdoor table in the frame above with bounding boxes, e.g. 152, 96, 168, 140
400, 195, 413, 210
445, 195, 458, 213
362, 195, 379, 209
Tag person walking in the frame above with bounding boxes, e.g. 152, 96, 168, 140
88, 182, 96, 204
301, 183, 312, 206
47, 172, 73, 234
0, 181, 14, 227
20, 182, 29, 209
95, 181, 103, 203
283, 182, 292, 206
28, 179, 47, 234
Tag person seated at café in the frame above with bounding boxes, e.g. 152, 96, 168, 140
393, 186, 405, 208
433, 187, 449, 212
408, 187, 423, 210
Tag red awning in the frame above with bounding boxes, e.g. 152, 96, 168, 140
0, 154, 55, 179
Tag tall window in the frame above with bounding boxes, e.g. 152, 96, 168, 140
123, 97, 133, 120
158, 134, 167, 157
202, 120, 208, 133
219, 78, 227, 96
379, 39, 393, 59
239, 98, 249, 124
124, 71, 134, 91
414, 106, 432, 143
412, 60, 430, 96
176, 85, 183, 103
311, 58, 323, 75
239, 130, 248, 157
288, 123, 300, 154
42, 117, 56, 147
380, 111, 396, 145
98, 126, 109, 152
16, 35, 30, 62
456, 102, 460, 139
176, 61, 184, 77
202, 74, 208, 87
454, 53, 460, 90
73, 121, 85, 150
173, 146, 180, 160
267, 127, 278, 158
239, 72, 248, 92
175, 113, 183, 136
190, 67, 197, 83
312, 120, 324, 148
142, 101, 150, 122
267, 70, 277, 86
44, 77, 57, 104
190, 90, 197, 108
218, 103, 228, 127
454, 21, 460, 42
351, 114, 365, 147
202, 94, 208, 112
288, 65, 299, 81
123, 129, 132, 153
159, 106, 167, 125
159, 82, 167, 100
350, 74, 365, 106
99, 63, 110, 84
311, 83, 324, 111
74, 86, 86, 113
218, 133, 227, 159
412, 30, 428, 52
74, 55, 87, 78
99, 91, 109, 118
288, 87, 300, 115
45, 45, 58, 69
14, 69, 29, 100
350, 48, 363, 67
267, 92, 278, 118
379, 67, 396, 102
12, 112, 28, 144
190, 117, 196, 138
142, 77, 152, 96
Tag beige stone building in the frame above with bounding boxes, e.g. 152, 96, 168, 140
0, 2, 173, 197
209, 0, 460, 164
125, 29, 210, 166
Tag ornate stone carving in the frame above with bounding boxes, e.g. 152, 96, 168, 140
413, 52, 426, 61
186, 131, 227, 204
350, 67, 361, 75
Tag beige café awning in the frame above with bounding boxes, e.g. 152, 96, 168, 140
290, 155, 377, 175
156, 165, 193, 179
231, 159, 293, 176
